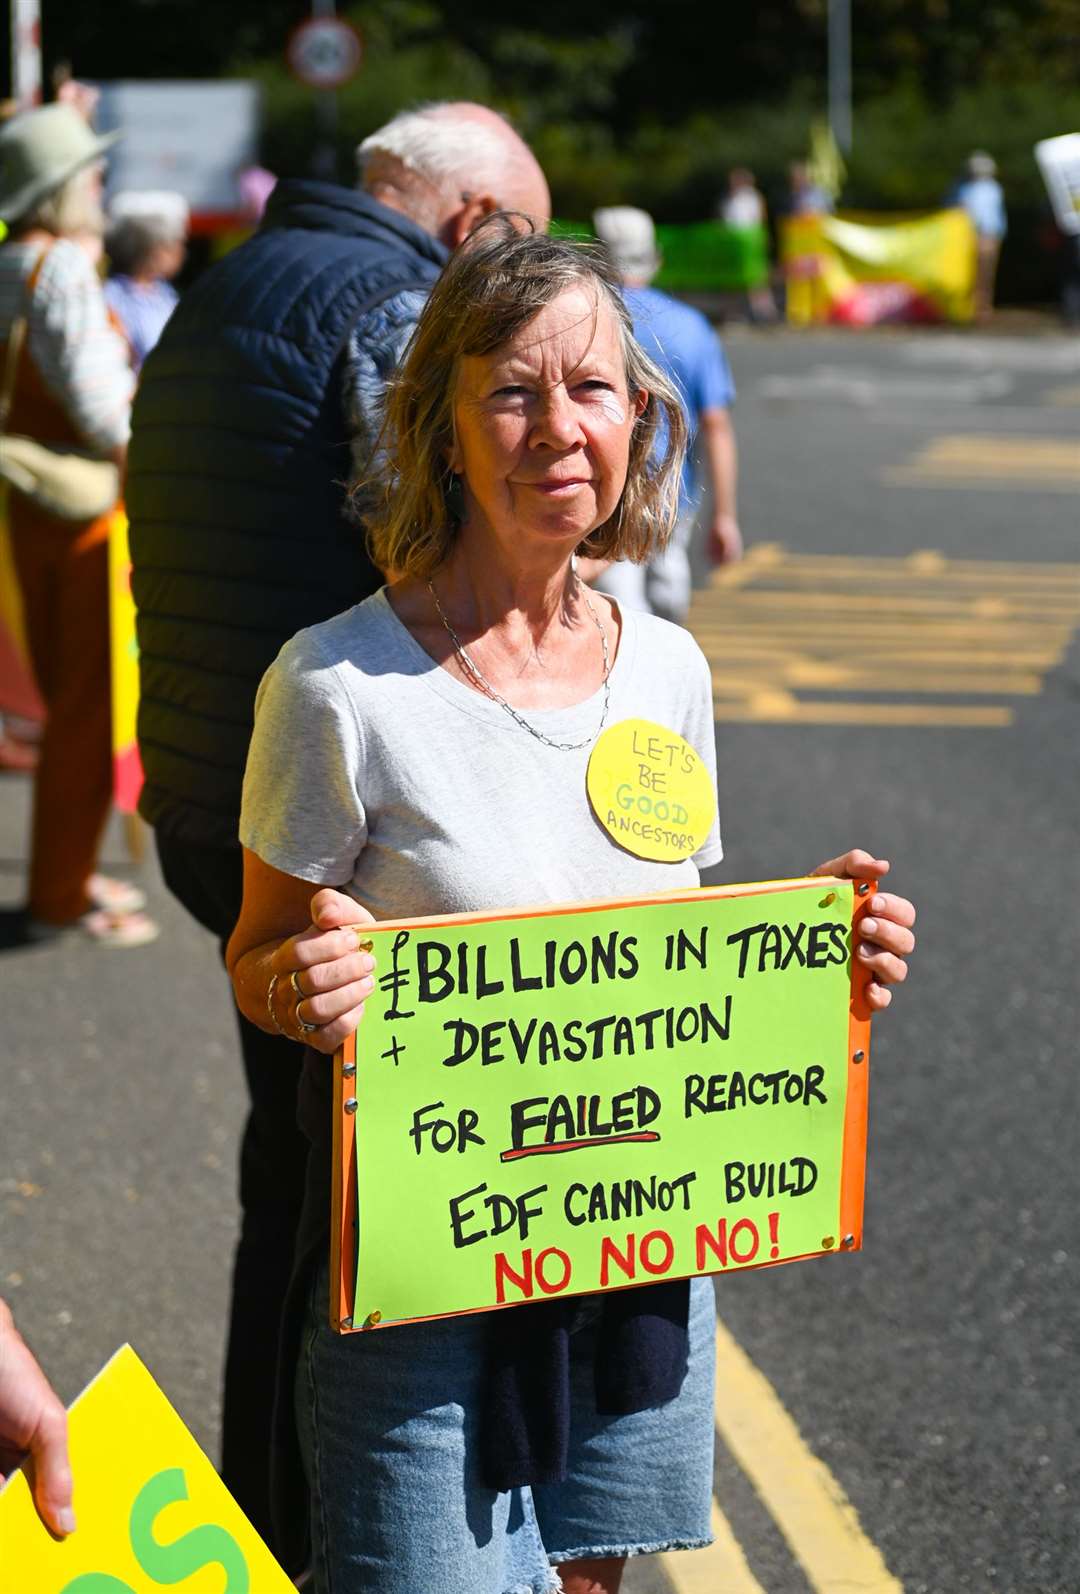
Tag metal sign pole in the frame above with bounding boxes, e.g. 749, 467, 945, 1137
827, 0, 852, 155
10, 0, 43, 108
312, 0, 338, 180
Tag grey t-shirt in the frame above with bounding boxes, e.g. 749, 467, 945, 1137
240, 587, 723, 915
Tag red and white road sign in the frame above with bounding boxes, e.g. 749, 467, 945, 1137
286, 17, 363, 90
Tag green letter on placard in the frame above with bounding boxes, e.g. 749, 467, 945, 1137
130, 1468, 250, 1591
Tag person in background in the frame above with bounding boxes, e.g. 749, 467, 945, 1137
104, 191, 188, 373
721, 165, 765, 230
719, 167, 777, 323
786, 160, 833, 218
127, 101, 548, 1554
0, 1296, 74, 1537
0, 105, 157, 947
587, 205, 741, 626
237, 164, 277, 226
953, 151, 1006, 322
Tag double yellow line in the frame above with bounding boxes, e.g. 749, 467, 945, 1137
660, 1320, 902, 1593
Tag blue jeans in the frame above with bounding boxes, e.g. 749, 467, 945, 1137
296, 1269, 717, 1593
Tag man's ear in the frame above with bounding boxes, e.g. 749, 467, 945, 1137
444, 193, 498, 248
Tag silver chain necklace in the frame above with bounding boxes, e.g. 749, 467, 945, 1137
427, 571, 611, 752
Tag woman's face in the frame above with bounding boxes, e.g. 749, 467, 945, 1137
448, 285, 646, 566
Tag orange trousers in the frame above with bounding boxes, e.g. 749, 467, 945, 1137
10, 501, 113, 924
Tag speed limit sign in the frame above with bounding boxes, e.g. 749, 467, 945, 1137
286, 17, 363, 90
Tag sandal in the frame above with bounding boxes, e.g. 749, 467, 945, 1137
24, 907, 160, 949
87, 873, 148, 916
78, 908, 160, 949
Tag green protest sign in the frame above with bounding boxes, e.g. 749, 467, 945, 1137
332, 877, 872, 1331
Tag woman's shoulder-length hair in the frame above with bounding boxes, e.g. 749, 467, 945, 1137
359, 218, 688, 580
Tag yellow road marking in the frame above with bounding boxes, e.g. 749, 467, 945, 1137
698, 591, 1080, 616
700, 644, 1063, 667
659, 1500, 769, 1594
884, 433, 1080, 490
712, 666, 1041, 694
713, 697, 1014, 727
712, 1320, 904, 1594
688, 547, 1080, 726
740, 549, 1079, 574
898, 435, 1080, 473
722, 545, 1080, 581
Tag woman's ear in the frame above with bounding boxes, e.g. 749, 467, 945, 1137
633, 388, 649, 421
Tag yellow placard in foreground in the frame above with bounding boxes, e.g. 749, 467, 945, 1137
0, 1344, 293, 1594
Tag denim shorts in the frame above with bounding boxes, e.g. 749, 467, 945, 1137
295, 1268, 717, 1594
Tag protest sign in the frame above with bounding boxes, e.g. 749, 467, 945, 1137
0, 1344, 293, 1593
1035, 133, 1080, 237
331, 875, 873, 1332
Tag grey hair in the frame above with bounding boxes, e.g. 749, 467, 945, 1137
106, 212, 184, 275
357, 104, 517, 198
361, 218, 688, 581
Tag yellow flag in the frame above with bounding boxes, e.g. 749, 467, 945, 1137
808, 120, 846, 202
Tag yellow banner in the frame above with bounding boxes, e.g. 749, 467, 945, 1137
0, 1344, 294, 1593
781, 208, 977, 326
108, 510, 143, 814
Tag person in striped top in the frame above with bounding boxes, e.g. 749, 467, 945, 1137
0, 104, 157, 946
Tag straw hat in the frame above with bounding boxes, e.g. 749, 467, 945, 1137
0, 104, 121, 225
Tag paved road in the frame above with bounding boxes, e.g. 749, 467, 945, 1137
2, 326, 1077, 1592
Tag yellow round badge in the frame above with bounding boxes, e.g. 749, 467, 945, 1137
586, 717, 717, 862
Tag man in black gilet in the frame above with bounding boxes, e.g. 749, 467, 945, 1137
128, 102, 549, 1551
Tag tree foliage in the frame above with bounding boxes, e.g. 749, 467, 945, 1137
6, 0, 1080, 231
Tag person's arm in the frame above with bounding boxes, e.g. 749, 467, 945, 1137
29, 241, 134, 458
226, 856, 377, 1057
0, 1298, 74, 1536
700, 405, 742, 565
343, 286, 430, 490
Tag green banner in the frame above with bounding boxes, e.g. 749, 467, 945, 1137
655, 221, 769, 292
551, 218, 770, 292
348, 880, 862, 1326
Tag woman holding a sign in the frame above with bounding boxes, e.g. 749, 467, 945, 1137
227, 223, 915, 1594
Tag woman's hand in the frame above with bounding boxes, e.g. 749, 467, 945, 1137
268, 888, 378, 1054
811, 849, 916, 1013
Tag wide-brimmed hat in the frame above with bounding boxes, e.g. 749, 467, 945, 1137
0, 104, 121, 225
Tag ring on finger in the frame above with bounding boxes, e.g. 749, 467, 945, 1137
290, 969, 307, 999
294, 997, 318, 1037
